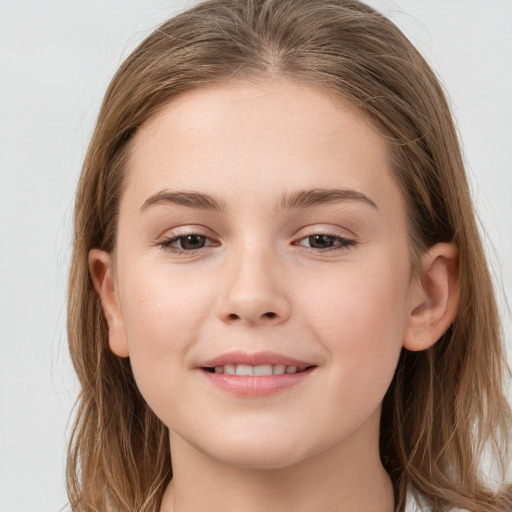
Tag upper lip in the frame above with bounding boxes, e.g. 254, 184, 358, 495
199, 350, 316, 368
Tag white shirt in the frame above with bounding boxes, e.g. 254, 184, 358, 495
405, 493, 467, 512
406, 493, 425, 511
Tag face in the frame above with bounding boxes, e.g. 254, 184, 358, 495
101, 79, 417, 469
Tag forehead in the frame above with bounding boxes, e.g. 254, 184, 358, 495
123, 79, 400, 213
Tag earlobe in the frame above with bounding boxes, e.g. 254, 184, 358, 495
403, 243, 459, 352
88, 249, 130, 357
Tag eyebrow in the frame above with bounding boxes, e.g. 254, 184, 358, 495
140, 187, 377, 213
280, 188, 377, 210
140, 190, 227, 213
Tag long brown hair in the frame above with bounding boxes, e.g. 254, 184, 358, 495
67, 1, 512, 510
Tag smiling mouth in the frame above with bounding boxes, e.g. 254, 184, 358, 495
200, 355, 317, 396
202, 364, 315, 375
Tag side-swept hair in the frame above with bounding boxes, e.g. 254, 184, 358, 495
67, 1, 512, 510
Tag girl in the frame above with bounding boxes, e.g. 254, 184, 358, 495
66, 0, 512, 510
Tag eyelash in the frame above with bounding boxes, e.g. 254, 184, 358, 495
158, 230, 356, 255
294, 233, 356, 251
158, 232, 217, 254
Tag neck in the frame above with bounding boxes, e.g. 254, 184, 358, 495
160, 410, 394, 512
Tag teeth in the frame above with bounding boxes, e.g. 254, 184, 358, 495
224, 364, 236, 375
236, 364, 253, 376
273, 364, 286, 375
211, 364, 306, 375
253, 364, 273, 376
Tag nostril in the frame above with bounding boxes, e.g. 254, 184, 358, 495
223, 311, 280, 322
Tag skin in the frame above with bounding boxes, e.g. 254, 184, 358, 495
90, 79, 459, 512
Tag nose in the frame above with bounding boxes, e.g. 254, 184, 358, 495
216, 246, 291, 326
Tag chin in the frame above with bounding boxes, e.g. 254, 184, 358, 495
193, 427, 319, 471
210, 445, 308, 471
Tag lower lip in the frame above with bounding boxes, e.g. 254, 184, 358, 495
200, 367, 315, 397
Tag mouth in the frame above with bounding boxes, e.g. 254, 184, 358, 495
198, 351, 317, 396
202, 364, 314, 375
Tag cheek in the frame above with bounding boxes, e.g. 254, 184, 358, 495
305, 253, 408, 336
301, 256, 409, 398
116, 261, 215, 400
120, 259, 214, 340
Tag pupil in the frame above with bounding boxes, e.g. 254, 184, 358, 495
309, 235, 334, 248
181, 235, 206, 250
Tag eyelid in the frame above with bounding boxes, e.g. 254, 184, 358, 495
157, 226, 219, 253
291, 225, 358, 252
294, 234, 355, 250
293, 224, 356, 241
156, 225, 214, 240
156, 225, 357, 255
163, 234, 216, 246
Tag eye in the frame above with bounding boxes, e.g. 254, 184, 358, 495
159, 233, 217, 253
297, 234, 355, 251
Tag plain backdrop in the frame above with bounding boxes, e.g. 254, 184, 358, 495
1, 1, 511, 510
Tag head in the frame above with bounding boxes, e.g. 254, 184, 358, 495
67, 1, 511, 511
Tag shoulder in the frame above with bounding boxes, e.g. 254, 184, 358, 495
405, 493, 427, 512
405, 493, 468, 512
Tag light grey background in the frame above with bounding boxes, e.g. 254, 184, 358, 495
0, 1, 511, 510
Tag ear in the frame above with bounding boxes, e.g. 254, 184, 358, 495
403, 243, 459, 352
88, 249, 130, 357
